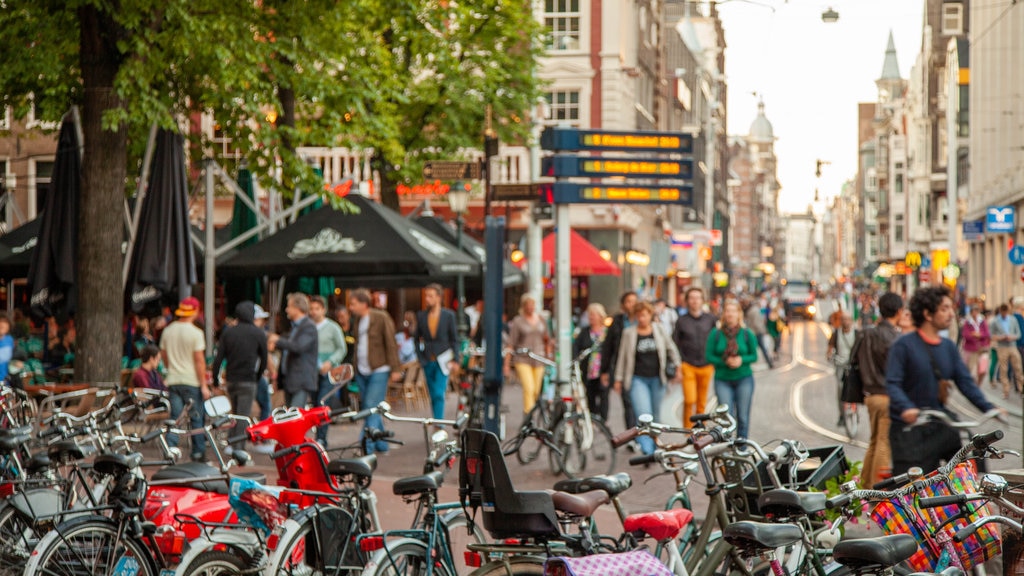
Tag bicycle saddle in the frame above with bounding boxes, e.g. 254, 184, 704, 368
0, 433, 30, 454
757, 489, 827, 517
24, 452, 51, 474
624, 508, 694, 541
553, 473, 632, 498
550, 489, 610, 517
0, 425, 33, 437
151, 461, 231, 494
328, 454, 377, 480
47, 439, 91, 463
833, 534, 918, 569
723, 521, 804, 552
93, 452, 143, 477
392, 471, 445, 496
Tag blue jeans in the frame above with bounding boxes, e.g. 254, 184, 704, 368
315, 373, 336, 445
715, 375, 755, 439
168, 384, 206, 457
355, 370, 390, 453
629, 375, 664, 455
256, 377, 271, 421
421, 360, 448, 420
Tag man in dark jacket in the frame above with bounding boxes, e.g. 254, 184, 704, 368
854, 292, 902, 487
600, 291, 638, 433
213, 300, 268, 450
269, 293, 319, 409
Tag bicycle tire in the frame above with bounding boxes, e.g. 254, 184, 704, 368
183, 549, 249, 576
549, 414, 616, 479
468, 556, 546, 576
364, 540, 453, 576
23, 517, 156, 576
0, 504, 35, 576
442, 510, 489, 576
265, 507, 363, 576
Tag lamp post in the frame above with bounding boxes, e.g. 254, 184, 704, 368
447, 182, 471, 340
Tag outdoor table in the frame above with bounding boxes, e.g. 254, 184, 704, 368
23, 382, 90, 397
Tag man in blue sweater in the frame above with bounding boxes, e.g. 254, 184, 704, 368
886, 286, 1001, 475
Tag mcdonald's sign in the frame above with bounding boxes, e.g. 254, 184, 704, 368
905, 251, 922, 269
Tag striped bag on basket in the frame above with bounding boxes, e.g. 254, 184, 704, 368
544, 551, 673, 576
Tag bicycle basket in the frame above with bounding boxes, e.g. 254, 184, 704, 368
869, 462, 1000, 572
544, 550, 672, 576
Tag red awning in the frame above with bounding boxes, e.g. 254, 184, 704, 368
540, 230, 621, 276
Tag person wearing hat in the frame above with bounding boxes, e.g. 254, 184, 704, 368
160, 296, 210, 462
212, 301, 268, 451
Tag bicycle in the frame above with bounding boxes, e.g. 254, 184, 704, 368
831, 358, 859, 439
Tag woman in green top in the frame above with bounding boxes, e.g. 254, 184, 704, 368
706, 300, 759, 438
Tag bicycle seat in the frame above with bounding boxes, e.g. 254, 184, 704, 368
833, 534, 918, 569
93, 452, 143, 477
624, 508, 694, 541
551, 489, 610, 517
757, 489, 827, 517
25, 452, 51, 474
392, 471, 445, 496
0, 425, 33, 437
723, 521, 803, 552
553, 473, 632, 498
0, 433, 30, 454
151, 462, 230, 494
328, 454, 377, 480
47, 440, 91, 463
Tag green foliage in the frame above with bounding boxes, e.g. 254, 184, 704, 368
814, 459, 866, 526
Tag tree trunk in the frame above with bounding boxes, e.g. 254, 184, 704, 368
278, 84, 296, 154
373, 152, 400, 212
75, 5, 127, 383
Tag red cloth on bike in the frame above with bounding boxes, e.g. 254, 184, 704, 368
623, 508, 693, 541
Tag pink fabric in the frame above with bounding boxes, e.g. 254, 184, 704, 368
545, 550, 672, 576
961, 317, 990, 353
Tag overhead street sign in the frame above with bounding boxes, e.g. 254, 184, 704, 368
422, 161, 482, 180
492, 183, 540, 201
551, 182, 693, 205
543, 156, 693, 179
540, 127, 694, 154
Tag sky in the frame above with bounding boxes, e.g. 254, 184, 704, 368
714, 0, 925, 214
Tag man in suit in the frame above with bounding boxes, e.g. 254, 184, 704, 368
268, 293, 319, 409
348, 288, 401, 454
414, 283, 460, 419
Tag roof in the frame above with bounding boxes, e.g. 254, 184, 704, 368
880, 30, 901, 80
749, 100, 774, 142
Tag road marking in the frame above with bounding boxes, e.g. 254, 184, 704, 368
789, 322, 869, 448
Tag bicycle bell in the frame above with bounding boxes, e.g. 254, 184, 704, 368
980, 474, 1008, 496
638, 413, 654, 426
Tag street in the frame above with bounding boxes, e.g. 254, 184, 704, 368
255, 304, 1022, 529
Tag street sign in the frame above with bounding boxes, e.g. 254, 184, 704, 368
532, 204, 553, 220
1009, 245, 1024, 265
920, 268, 931, 282
963, 219, 984, 241
543, 156, 693, 179
540, 126, 694, 153
922, 254, 932, 268
986, 205, 1015, 233
550, 182, 693, 205
492, 183, 540, 201
422, 161, 482, 180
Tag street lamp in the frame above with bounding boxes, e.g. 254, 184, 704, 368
821, 7, 839, 23
447, 182, 472, 340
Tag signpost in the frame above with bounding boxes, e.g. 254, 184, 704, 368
492, 183, 541, 202
1009, 245, 1024, 266
422, 161, 482, 180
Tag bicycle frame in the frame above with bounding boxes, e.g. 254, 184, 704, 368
362, 501, 466, 576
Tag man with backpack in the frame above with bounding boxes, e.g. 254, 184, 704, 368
854, 292, 903, 488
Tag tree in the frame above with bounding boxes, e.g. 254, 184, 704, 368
0, 0, 540, 381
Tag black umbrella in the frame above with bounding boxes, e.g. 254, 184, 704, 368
0, 218, 42, 280
413, 215, 525, 288
218, 194, 480, 286
124, 128, 197, 314
27, 118, 80, 318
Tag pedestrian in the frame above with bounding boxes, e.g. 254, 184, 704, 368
600, 291, 639, 433
654, 298, 678, 337
0, 317, 14, 382
211, 300, 268, 451
614, 301, 682, 455
505, 293, 551, 416
886, 286, 1000, 475
826, 311, 857, 420
268, 293, 319, 409
131, 344, 166, 391
252, 304, 273, 421
334, 306, 357, 366
1013, 299, 1024, 390
573, 303, 609, 421
159, 297, 210, 462
705, 300, 759, 439
988, 303, 1023, 399
768, 302, 786, 358
309, 295, 347, 448
854, 292, 902, 488
414, 283, 460, 420
743, 297, 774, 369
672, 287, 717, 428
961, 305, 991, 387
396, 311, 418, 364
347, 288, 401, 454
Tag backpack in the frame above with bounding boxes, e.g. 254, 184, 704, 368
840, 330, 866, 404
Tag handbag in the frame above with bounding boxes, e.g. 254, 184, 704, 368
840, 332, 865, 404
923, 337, 953, 404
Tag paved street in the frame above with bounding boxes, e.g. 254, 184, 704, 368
234, 306, 1023, 530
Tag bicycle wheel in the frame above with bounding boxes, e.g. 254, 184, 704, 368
840, 403, 859, 438
183, 550, 249, 576
549, 414, 616, 479
0, 504, 35, 576
266, 506, 362, 576
442, 510, 489, 576
364, 540, 450, 576
24, 517, 156, 576
468, 557, 546, 576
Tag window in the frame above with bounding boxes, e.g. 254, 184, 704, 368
895, 173, 904, 195
545, 91, 580, 124
895, 214, 904, 243
544, 0, 581, 51
942, 3, 963, 35
0, 106, 9, 131
32, 159, 54, 217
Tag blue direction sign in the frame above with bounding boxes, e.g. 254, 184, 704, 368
541, 127, 694, 154
543, 155, 693, 179
962, 219, 984, 241
1009, 245, 1024, 266
551, 182, 693, 205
